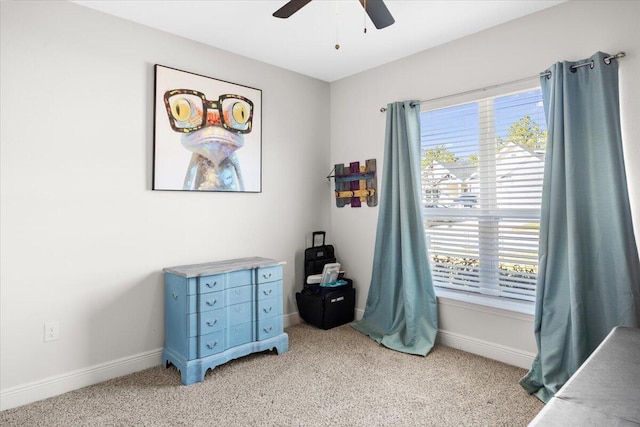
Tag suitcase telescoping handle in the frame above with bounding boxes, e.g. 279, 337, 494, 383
312, 231, 326, 248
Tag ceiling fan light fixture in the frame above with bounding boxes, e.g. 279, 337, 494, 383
272, 0, 312, 19
273, 0, 394, 29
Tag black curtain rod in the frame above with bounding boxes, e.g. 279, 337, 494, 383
539, 51, 626, 79
380, 51, 626, 112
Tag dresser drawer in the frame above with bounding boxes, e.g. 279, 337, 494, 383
198, 309, 225, 335
198, 274, 225, 294
198, 292, 225, 312
257, 296, 282, 319
165, 274, 190, 353
198, 330, 225, 358
257, 281, 282, 300
227, 269, 253, 288
166, 279, 198, 315
228, 301, 254, 325
225, 285, 253, 305
257, 266, 282, 284
166, 276, 187, 311
227, 322, 254, 348
257, 317, 283, 341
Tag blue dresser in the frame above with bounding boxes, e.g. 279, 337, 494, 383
162, 257, 289, 385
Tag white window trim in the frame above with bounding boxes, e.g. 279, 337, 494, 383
435, 287, 535, 316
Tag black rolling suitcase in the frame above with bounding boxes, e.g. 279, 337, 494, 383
296, 231, 355, 330
303, 231, 336, 280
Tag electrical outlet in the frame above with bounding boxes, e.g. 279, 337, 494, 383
44, 321, 60, 342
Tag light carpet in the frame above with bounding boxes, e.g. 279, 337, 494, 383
1, 323, 543, 426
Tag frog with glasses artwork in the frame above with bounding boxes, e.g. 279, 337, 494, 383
154, 65, 260, 192
164, 90, 253, 191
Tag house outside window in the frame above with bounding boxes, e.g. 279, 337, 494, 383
420, 86, 547, 303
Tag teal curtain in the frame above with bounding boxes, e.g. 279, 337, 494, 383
520, 52, 640, 402
351, 100, 438, 356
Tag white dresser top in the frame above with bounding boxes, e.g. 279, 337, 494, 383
163, 257, 285, 278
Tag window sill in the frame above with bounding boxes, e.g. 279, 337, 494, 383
434, 287, 535, 317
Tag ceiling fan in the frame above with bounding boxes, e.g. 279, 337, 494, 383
273, 0, 395, 30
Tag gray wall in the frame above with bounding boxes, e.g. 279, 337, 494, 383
0, 0, 330, 407
330, 0, 640, 367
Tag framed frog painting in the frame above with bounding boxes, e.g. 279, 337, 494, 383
153, 65, 262, 192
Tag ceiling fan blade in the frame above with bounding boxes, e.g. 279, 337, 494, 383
359, 0, 395, 29
273, 0, 313, 18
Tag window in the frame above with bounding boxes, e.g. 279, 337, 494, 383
420, 87, 546, 302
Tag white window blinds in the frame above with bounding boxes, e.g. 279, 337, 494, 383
420, 88, 546, 302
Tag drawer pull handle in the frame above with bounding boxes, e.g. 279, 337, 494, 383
206, 341, 218, 349
234, 306, 242, 312
206, 319, 218, 326
206, 281, 217, 288
263, 289, 272, 295
235, 289, 242, 295
263, 306, 272, 313
263, 273, 272, 279
263, 326, 273, 333
171, 292, 179, 300
206, 299, 217, 306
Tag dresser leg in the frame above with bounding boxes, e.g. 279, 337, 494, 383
180, 369, 190, 385
273, 333, 289, 355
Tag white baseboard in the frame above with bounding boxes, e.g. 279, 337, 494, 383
436, 329, 536, 369
283, 311, 301, 328
2, 313, 534, 411
0, 348, 163, 411
2, 313, 306, 411
351, 308, 533, 369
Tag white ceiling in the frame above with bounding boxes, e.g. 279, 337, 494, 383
71, 0, 565, 82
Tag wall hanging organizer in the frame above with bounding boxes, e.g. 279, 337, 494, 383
328, 159, 377, 208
